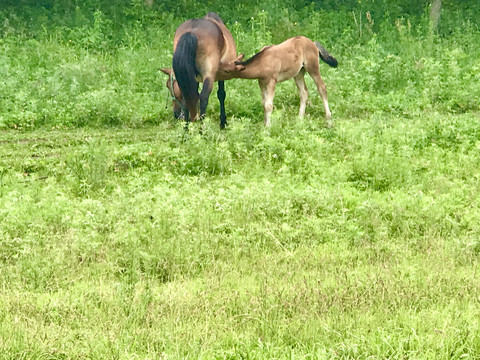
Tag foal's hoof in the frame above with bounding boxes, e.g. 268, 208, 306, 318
325, 113, 334, 128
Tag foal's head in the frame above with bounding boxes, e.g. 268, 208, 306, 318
160, 68, 185, 119
221, 49, 270, 75
219, 53, 246, 74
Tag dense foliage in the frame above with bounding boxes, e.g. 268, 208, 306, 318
0, 0, 479, 128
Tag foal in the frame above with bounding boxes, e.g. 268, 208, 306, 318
161, 12, 239, 128
223, 36, 338, 126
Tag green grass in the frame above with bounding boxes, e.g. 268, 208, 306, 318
1, 111, 480, 358
1, 3, 480, 130
1, 2, 480, 357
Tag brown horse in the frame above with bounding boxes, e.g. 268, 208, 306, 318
160, 12, 240, 128
222, 36, 338, 126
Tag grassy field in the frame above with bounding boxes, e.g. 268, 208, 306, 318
1, 110, 480, 358
1, 1, 480, 358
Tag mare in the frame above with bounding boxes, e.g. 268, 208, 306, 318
222, 36, 338, 127
161, 12, 241, 128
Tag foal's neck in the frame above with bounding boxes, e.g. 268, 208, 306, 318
235, 58, 265, 79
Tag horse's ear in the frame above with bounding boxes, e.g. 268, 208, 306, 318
160, 68, 172, 76
236, 53, 245, 62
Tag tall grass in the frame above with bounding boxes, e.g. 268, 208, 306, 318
0, 1, 479, 128
1, 112, 480, 358
1, 1, 480, 358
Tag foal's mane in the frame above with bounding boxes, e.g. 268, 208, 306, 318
236, 46, 272, 66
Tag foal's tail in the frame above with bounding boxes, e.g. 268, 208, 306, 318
172, 32, 199, 113
314, 42, 338, 68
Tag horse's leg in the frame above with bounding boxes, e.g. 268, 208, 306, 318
259, 79, 277, 127
199, 77, 214, 119
305, 65, 332, 120
184, 109, 190, 131
294, 70, 309, 117
217, 80, 227, 129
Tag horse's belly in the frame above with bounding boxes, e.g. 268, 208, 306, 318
277, 68, 301, 82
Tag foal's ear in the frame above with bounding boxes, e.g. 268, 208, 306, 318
232, 53, 246, 71
233, 61, 246, 71
159, 68, 172, 76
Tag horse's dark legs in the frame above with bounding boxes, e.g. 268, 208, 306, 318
199, 78, 214, 120
217, 80, 227, 129
184, 109, 190, 131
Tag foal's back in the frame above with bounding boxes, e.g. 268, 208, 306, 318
258, 36, 320, 82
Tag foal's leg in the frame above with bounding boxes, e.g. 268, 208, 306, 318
259, 79, 277, 127
305, 65, 332, 120
217, 80, 227, 129
294, 70, 309, 117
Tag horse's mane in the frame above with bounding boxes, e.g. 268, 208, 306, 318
237, 46, 272, 66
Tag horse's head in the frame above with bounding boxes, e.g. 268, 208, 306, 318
160, 68, 185, 120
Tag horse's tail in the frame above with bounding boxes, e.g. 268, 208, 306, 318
172, 32, 199, 112
314, 41, 338, 68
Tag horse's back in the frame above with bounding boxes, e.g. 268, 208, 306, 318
204, 13, 237, 63
174, 15, 237, 70
280, 36, 320, 67
275, 36, 316, 52
258, 37, 318, 82
174, 19, 222, 49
